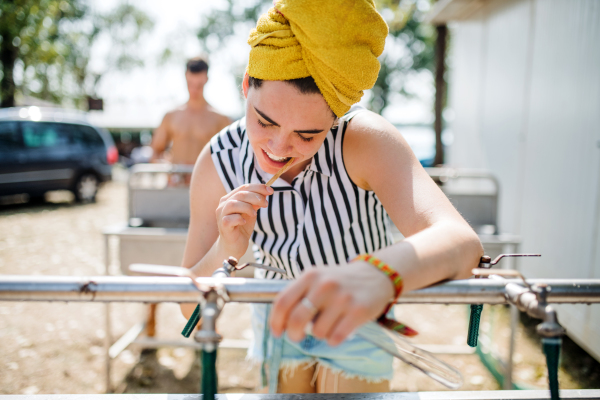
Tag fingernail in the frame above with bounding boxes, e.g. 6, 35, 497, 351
267, 186, 274, 194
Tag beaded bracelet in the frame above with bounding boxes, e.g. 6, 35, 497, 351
353, 254, 417, 337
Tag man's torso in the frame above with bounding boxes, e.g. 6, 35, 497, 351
167, 107, 228, 164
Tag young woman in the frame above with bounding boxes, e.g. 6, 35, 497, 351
181, 0, 483, 394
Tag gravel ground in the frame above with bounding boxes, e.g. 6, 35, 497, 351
1, 177, 598, 395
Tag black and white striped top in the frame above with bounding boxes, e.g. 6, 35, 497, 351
209, 109, 393, 280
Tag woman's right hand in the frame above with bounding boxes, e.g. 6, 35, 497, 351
215, 184, 273, 258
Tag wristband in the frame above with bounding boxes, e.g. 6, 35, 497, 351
353, 254, 417, 337
353, 254, 403, 302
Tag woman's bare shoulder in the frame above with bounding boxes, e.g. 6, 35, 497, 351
343, 110, 419, 191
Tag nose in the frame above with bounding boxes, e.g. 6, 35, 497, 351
267, 134, 292, 156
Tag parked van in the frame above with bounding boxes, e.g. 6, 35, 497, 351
0, 106, 117, 202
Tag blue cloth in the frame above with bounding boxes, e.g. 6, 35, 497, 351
248, 303, 394, 392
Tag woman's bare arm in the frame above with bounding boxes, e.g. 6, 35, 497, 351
270, 111, 482, 345
344, 111, 483, 291
179, 144, 226, 318
180, 143, 273, 319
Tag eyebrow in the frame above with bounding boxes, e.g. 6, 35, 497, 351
254, 106, 325, 134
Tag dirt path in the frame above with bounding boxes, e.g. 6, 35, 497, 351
0, 180, 598, 394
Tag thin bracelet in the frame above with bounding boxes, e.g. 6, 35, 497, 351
353, 254, 403, 300
353, 254, 417, 337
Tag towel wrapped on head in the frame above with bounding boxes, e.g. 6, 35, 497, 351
247, 0, 388, 117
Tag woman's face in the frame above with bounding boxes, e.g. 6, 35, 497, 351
243, 75, 336, 175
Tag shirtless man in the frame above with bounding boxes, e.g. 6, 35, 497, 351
145, 56, 230, 336
151, 56, 231, 165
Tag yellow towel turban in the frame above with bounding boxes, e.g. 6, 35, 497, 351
247, 0, 388, 117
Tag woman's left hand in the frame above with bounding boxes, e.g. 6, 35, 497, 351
269, 261, 395, 346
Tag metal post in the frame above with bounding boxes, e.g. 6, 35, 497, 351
505, 242, 520, 390
104, 233, 112, 393
506, 304, 519, 389
192, 287, 225, 399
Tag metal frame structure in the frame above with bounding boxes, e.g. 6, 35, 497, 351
424, 167, 500, 234
102, 164, 260, 388
2, 390, 600, 400
420, 168, 529, 389
3, 276, 600, 304
126, 163, 194, 229
110, 167, 511, 370
0, 274, 600, 399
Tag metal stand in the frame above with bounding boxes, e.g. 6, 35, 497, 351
475, 264, 568, 400
101, 227, 258, 393
104, 233, 112, 393
194, 287, 226, 400
466, 239, 524, 389
2, 271, 599, 397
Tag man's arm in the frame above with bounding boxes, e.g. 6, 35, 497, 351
150, 113, 171, 162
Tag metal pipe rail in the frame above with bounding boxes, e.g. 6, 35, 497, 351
1, 275, 600, 304
4, 390, 600, 400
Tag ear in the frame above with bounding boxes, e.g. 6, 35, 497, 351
242, 72, 250, 99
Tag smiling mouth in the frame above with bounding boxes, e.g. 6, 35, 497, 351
264, 150, 291, 163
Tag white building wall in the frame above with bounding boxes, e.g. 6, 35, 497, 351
447, 0, 600, 359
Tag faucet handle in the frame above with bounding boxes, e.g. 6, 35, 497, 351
480, 253, 541, 266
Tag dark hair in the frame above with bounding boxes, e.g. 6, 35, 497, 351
248, 76, 320, 95
248, 76, 336, 118
186, 56, 209, 73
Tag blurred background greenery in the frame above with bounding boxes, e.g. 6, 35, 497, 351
0, 0, 154, 109
1, 0, 439, 113
0, 0, 447, 164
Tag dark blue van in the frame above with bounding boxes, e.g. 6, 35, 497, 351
0, 107, 117, 202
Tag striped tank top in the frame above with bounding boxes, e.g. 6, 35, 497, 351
209, 108, 393, 280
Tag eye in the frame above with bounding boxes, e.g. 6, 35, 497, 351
257, 119, 271, 128
297, 134, 314, 142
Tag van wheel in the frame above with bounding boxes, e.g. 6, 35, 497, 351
73, 173, 99, 203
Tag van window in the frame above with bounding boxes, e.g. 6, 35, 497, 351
0, 121, 22, 151
71, 125, 104, 147
22, 122, 71, 148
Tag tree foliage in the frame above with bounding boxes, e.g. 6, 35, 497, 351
0, 0, 153, 108
195, 0, 436, 115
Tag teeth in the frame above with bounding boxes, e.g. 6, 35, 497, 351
266, 151, 290, 162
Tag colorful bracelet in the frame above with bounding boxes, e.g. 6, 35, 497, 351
353, 254, 418, 337
353, 254, 404, 300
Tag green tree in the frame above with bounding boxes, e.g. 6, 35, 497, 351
0, 0, 153, 108
194, 0, 436, 115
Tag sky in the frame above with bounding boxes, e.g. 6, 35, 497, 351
87, 0, 435, 129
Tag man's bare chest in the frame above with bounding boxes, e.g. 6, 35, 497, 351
170, 114, 219, 140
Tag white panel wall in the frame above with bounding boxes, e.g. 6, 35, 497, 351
446, 8, 487, 170
480, 0, 534, 235
447, 0, 600, 359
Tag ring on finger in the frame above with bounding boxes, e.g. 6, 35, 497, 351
300, 297, 319, 316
